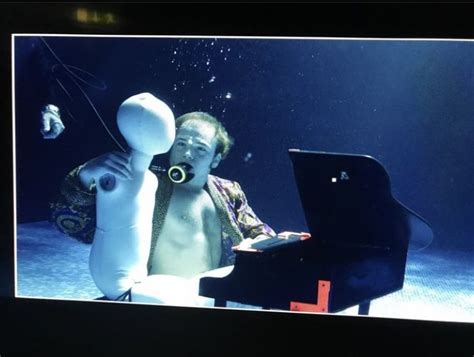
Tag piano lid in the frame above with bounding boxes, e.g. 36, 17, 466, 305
288, 149, 433, 252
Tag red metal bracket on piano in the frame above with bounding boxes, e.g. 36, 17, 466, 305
290, 280, 331, 313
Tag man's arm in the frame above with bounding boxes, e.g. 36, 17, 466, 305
49, 164, 97, 244
231, 181, 276, 240
50, 151, 132, 243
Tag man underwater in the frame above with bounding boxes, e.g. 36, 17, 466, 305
50, 92, 275, 306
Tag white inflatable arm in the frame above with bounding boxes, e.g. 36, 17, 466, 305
89, 93, 175, 299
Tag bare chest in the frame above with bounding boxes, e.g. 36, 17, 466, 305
150, 189, 222, 277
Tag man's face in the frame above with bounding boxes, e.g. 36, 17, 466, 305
169, 120, 221, 183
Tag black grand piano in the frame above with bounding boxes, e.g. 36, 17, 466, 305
199, 150, 433, 315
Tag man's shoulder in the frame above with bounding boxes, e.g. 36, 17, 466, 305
208, 174, 243, 197
208, 174, 239, 187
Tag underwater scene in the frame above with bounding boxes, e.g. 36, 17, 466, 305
13, 35, 474, 322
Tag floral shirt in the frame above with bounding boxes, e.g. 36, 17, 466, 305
50, 165, 275, 269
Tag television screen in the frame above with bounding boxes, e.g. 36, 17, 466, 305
2, 3, 474, 355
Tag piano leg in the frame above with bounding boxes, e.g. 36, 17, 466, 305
358, 301, 371, 315
214, 299, 227, 307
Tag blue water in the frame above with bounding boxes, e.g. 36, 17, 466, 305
14, 36, 474, 251
11, 36, 474, 322
16, 221, 100, 300
16, 221, 474, 322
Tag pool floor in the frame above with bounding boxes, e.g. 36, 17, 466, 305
16, 221, 474, 323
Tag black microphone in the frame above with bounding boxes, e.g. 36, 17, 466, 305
168, 162, 195, 184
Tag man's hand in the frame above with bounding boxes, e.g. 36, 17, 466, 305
40, 104, 65, 139
79, 151, 133, 190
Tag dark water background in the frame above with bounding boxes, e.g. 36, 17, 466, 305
14, 36, 474, 252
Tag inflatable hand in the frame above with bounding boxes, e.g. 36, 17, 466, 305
40, 104, 65, 139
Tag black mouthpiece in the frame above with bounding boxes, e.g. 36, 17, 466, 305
168, 162, 195, 184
